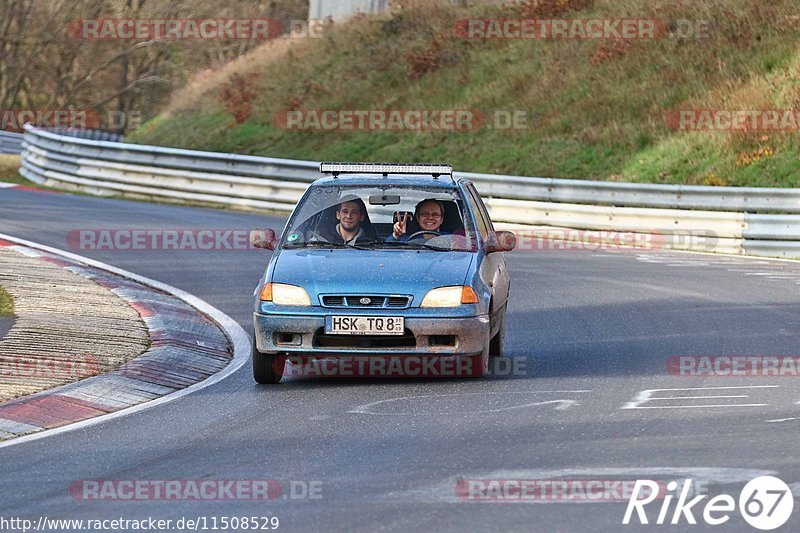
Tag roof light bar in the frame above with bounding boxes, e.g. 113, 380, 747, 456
320, 163, 453, 176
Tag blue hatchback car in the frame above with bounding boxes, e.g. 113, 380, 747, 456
252, 163, 515, 383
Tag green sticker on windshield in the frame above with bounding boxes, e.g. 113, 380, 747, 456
288, 233, 300, 242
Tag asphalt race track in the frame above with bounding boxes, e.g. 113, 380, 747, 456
2, 187, 800, 532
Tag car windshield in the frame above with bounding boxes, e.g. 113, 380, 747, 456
281, 183, 477, 252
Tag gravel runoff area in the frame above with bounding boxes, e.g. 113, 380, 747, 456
0, 245, 150, 402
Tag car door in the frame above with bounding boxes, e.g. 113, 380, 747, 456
463, 182, 510, 330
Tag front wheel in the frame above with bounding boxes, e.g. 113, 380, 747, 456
252, 338, 285, 384
467, 337, 490, 378
489, 304, 506, 357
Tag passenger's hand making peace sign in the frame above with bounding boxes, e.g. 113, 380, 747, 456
393, 212, 410, 239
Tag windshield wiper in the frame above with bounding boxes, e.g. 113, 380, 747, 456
416, 242, 453, 251
285, 241, 346, 249
378, 240, 426, 248
285, 241, 371, 250
378, 240, 450, 251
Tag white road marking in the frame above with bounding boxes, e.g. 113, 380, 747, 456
0, 233, 250, 450
621, 386, 779, 410
766, 418, 799, 423
652, 395, 750, 400
627, 404, 768, 409
350, 391, 591, 415
636, 250, 800, 268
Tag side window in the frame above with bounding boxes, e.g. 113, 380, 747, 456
471, 185, 495, 232
464, 186, 489, 240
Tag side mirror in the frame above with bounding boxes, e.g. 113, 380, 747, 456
251, 229, 278, 251
484, 231, 516, 253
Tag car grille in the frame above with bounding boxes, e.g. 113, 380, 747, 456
321, 295, 412, 309
313, 328, 416, 349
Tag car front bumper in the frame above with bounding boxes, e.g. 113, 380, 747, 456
254, 310, 489, 356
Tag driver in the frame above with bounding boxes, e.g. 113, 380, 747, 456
388, 199, 446, 242
318, 198, 374, 246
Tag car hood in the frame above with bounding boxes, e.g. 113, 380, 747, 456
272, 249, 474, 302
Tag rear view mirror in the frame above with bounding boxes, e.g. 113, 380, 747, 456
484, 231, 516, 253
251, 229, 278, 250
369, 194, 401, 206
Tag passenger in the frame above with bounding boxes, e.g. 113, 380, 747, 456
388, 199, 447, 242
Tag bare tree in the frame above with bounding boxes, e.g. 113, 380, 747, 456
1, 0, 308, 132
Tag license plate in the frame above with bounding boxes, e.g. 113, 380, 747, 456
325, 316, 404, 336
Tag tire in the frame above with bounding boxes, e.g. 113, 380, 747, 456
468, 337, 490, 378
489, 303, 506, 357
252, 338, 285, 384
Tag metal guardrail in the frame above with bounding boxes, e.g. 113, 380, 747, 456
0, 131, 24, 154
3, 129, 120, 155
45, 128, 123, 143
18, 124, 800, 259
460, 171, 800, 214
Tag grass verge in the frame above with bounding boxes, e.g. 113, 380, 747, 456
0, 155, 30, 186
130, 0, 800, 187
0, 285, 14, 317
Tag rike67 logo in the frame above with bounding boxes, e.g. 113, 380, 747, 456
623, 476, 794, 530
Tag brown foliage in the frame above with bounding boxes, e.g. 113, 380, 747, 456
515, 0, 594, 18
736, 146, 775, 167
590, 40, 632, 66
0, 0, 307, 132
405, 39, 444, 80
220, 72, 261, 125
282, 80, 325, 111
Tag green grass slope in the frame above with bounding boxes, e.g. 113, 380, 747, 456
131, 0, 800, 187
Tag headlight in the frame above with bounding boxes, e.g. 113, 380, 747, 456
259, 283, 311, 306
420, 286, 479, 307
